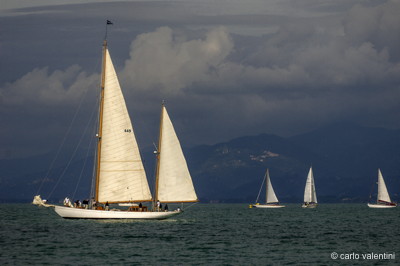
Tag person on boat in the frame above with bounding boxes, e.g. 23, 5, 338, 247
82, 199, 89, 209
164, 204, 168, 212
63, 197, 71, 207
157, 200, 161, 211
105, 201, 109, 211
139, 202, 143, 211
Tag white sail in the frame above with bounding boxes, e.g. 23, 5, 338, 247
304, 167, 317, 203
377, 169, 391, 203
97, 49, 152, 203
156, 105, 198, 202
266, 170, 279, 203
312, 170, 317, 203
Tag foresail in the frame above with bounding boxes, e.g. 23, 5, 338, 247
97, 49, 152, 203
377, 169, 391, 203
304, 167, 314, 203
157, 106, 198, 202
266, 170, 279, 203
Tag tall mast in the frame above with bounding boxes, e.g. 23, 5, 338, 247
154, 102, 165, 205
265, 169, 269, 204
94, 39, 107, 201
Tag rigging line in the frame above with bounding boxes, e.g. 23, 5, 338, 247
37, 53, 102, 199
90, 142, 98, 201
150, 149, 159, 211
36, 76, 92, 197
369, 171, 377, 202
255, 172, 267, 204
182, 202, 198, 210
71, 136, 93, 200
369, 172, 375, 202
48, 94, 100, 199
72, 98, 99, 199
90, 87, 102, 201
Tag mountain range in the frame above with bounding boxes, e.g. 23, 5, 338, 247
1, 123, 399, 203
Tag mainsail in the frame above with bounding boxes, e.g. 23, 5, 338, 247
304, 167, 317, 203
377, 169, 391, 203
266, 169, 279, 203
156, 105, 198, 203
96, 46, 152, 203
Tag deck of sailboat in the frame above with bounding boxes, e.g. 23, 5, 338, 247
54, 205, 182, 220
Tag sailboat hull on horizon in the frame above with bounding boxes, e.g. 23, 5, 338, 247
367, 203, 396, 209
252, 204, 285, 209
54, 206, 181, 220
368, 169, 396, 209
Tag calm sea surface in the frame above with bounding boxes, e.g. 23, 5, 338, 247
0, 203, 399, 265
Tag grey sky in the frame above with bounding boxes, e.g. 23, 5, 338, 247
1, 0, 400, 159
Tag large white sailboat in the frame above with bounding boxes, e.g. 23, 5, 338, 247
40, 34, 198, 219
250, 169, 285, 208
368, 169, 396, 208
302, 167, 317, 208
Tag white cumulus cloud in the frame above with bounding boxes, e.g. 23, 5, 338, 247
121, 26, 233, 94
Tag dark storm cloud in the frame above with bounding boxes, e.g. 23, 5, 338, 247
1, 0, 400, 159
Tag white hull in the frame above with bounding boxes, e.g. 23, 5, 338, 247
302, 203, 317, 208
54, 206, 182, 220
367, 203, 396, 209
252, 204, 285, 208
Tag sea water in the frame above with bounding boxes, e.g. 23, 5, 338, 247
0, 203, 399, 265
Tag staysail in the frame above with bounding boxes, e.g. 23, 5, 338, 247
156, 105, 198, 203
96, 46, 152, 203
304, 167, 317, 203
266, 169, 279, 203
377, 169, 391, 203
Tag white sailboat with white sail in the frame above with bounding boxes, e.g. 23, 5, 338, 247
368, 169, 396, 208
250, 169, 285, 208
302, 167, 317, 208
36, 30, 198, 219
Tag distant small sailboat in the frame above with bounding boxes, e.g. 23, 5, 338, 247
368, 169, 396, 208
250, 169, 285, 208
302, 167, 317, 208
